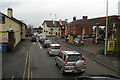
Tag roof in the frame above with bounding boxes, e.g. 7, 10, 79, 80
0, 12, 26, 26
70, 15, 120, 26
62, 51, 81, 55
50, 44, 60, 46
42, 20, 68, 27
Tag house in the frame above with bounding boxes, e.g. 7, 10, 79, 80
42, 20, 68, 37
0, 8, 27, 52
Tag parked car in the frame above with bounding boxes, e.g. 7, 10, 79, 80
74, 38, 81, 44
74, 38, 84, 46
31, 36, 37, 42
48, 44, 62, 56
43, 40, 52, 48
55, 51, 86, 75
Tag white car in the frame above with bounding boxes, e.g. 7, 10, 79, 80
48, 44, 62, 56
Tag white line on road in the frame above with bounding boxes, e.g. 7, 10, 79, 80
33, 42, 36, 44
11, 76, 14, 80
38, 43, 42, 49
40, 46, 42, 49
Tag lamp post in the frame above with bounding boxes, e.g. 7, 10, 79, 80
49, 13, 57, 21
104, 0, 108, 55
49, 13, 57, 36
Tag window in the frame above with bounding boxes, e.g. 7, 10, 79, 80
63, 54, 66, 61
58, 52, 63, 59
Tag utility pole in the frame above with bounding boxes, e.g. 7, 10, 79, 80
104, 0, 108, 55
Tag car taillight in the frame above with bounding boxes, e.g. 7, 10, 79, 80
60, 48, 62, 51
83, 58, 86, 63
65, 57, 68, 66
60, 47, 62, 51
50, 49, 52, 51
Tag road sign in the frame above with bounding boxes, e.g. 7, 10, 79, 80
107, 40, 115, 51
69, 36, 73, 43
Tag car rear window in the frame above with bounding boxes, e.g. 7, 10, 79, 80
51, 46, 60, 49
68, 54, 83, 62
44, 41, 52, 44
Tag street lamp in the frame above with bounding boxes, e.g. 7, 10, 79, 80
104, 0, 108, 55
49, 13, 57, 21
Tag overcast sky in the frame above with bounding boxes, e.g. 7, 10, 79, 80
0, 0, 120, 27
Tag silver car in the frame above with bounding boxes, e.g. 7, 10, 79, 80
55, 51, 86, 75
48, 44, 62, 56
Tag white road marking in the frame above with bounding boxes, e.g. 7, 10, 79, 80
11, 76, 14, 80
40, 46, 42, 49
38, 43, 42, 49
33, 42, 36, 44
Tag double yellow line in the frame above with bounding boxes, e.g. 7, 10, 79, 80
23, 51, 32, 80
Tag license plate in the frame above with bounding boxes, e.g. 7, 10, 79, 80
54, 53, 58, 55
73, 71, 80, 73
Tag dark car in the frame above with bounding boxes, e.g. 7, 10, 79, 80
74, 75, 120, 80
31, 36, 37, 42
43, 40, 52, 48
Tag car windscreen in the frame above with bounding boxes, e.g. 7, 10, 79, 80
68, 54, 83, 62
51, 46, 60, 49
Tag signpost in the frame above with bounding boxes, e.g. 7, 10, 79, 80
69, 36, 74, 43
107, 41, 115, 51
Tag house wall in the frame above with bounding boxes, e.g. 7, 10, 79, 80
42, 22, 61, 36
69, 25, 93, 36
0, 14, 21, 47
21, 24, 26, 40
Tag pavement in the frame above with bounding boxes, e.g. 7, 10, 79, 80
2, 39, 30, 78
57, 38, 120, 75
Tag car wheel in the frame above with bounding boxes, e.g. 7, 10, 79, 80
61, 67, 65, 75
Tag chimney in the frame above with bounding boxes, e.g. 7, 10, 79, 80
83, 16, 88, 20
59, 19, 62, 25
73, 17, 76, 21
7, 8, 13, 17
65, 19, 68, 22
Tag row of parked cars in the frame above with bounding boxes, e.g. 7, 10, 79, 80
31, 35, 87, 75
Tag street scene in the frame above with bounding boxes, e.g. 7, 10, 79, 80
0, 0, 120, 80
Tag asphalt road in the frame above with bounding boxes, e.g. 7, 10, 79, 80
2, 37, 119, 79
30, 37, 119, 78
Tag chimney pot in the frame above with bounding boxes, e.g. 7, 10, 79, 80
73, 17, 76, 21
83, 16, 88, 20
7, 8, 13, 17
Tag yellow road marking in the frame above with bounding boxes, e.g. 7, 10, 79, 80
23, 52, 29, 79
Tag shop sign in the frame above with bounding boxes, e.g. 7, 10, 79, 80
0, 32, 8, 43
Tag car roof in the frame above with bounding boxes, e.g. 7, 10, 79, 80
45, 40, 51, 41
61, 51, 81, 55
50, 44, 60, 46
